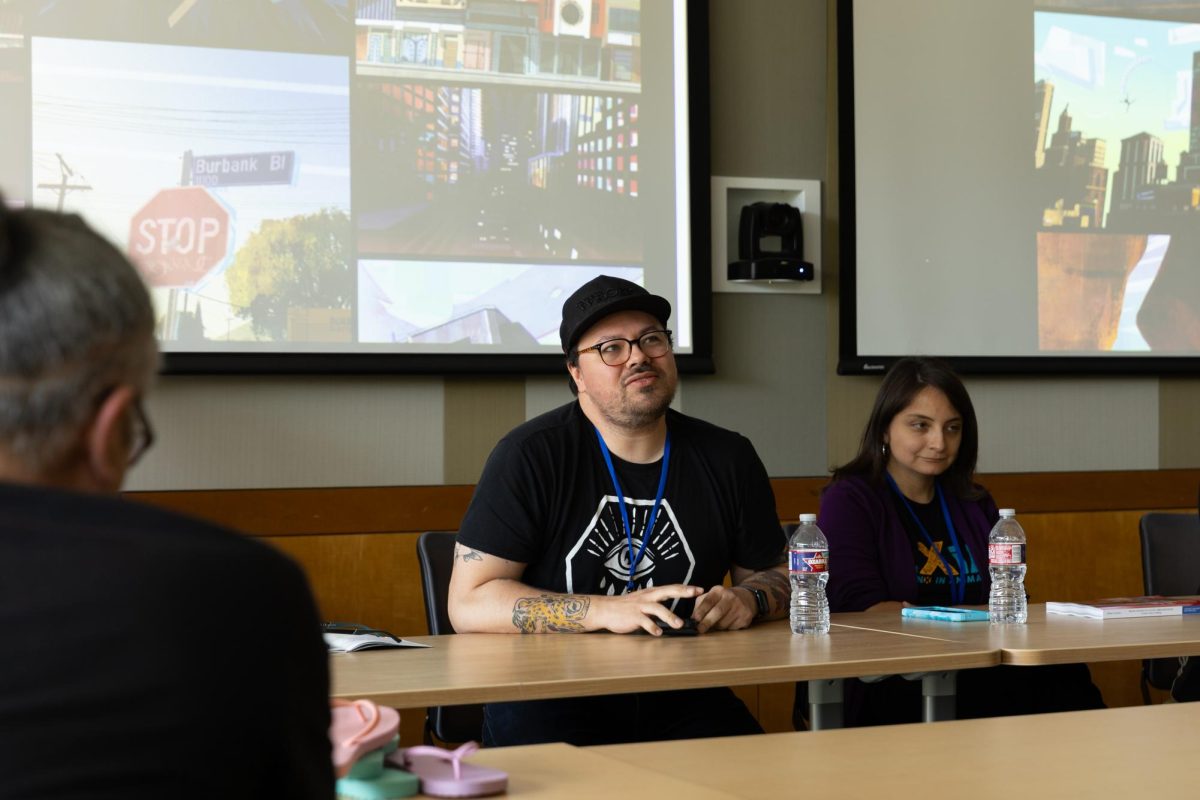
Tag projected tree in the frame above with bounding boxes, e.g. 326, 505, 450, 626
226, 209, 352, 341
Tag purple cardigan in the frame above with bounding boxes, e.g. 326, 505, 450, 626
817, 474, 1000, 612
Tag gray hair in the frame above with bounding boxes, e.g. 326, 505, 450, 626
0, 202, 159, 472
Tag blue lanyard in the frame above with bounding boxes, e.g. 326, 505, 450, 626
886, 474, 968, 605
593, 426, 671, 592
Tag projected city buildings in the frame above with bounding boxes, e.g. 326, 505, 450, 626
1035, 10, 1200, 353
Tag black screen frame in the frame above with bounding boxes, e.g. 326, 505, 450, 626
160, 0, 713, 376
836, 0, 1200, 376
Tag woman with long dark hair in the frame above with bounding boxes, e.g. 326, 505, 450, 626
810, 357, 1103, 725
824, 356, 991, 613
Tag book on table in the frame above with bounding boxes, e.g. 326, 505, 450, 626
321, 621, 431, 652
1046, 596, 1200, 620
323, 632, 431, 652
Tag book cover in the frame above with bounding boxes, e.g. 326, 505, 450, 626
1046, 596, 1200, 620
901, 606, 991, 622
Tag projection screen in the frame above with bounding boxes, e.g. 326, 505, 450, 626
0, 0, 709, 374
840, 0, 1200, 374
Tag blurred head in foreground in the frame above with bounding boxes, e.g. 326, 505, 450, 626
0, 196, 158, 492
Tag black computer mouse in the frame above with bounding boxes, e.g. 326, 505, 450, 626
653, 616, 700, 636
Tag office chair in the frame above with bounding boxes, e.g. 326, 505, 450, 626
415, 531, 485, 744
1138, 512, 1200, 703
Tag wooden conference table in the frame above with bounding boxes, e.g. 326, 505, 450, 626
330, 618, 996, 712
591, 701, 1200, 797
331, 604, 1200, 727
835, 603, 1200, 665
446, 702, 1200, 798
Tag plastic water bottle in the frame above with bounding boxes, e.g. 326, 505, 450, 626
789, 513, 829, 635
988, 508, 1028, 624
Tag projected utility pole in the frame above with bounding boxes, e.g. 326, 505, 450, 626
36, 154, 92, 212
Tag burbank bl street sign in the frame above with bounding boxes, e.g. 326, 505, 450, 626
187, 150, 295, 187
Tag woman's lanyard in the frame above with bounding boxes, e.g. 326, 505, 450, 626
593, 426, 671, 592
886, 474, 968, 605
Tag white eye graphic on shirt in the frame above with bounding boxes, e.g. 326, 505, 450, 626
602, 539, 657, 582
565, 496, 695, 600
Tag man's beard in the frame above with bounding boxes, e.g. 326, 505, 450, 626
600, 364, 676, 429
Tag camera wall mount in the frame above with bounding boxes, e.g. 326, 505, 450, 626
711, 176, 821, 294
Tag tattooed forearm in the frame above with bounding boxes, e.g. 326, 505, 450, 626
512, 594, 590, 633
741, 569, 791, 618
453, 544, 483, 563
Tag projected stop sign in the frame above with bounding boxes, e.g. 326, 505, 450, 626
128, 186, 232, 288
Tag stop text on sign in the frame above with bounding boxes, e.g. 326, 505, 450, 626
133, 216, 222, 256
126, 186, 231, 289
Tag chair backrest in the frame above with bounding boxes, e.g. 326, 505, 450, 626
415, 531, 484, 743
1138, 512, 1200, 690
416, 531, 459, 636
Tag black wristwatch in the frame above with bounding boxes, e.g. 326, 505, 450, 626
746, 587, 769, 619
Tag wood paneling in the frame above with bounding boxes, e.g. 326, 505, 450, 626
980, 470, 1200, 513
266, 532, 429, 637
127, 469, 1200, 537
1021, 511, 1148, 605
1019, 508, 1183, 710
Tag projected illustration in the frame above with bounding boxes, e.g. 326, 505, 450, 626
355, 1, 641, 87
353, 1, 644, 263
355, 81, 642, 262
1, 0, 688, 359
30, 38, 351, 345
1035, 10, 1200, 352
25, 0, 352, 55
358, 261, 642, 346
0, 12, 29, 207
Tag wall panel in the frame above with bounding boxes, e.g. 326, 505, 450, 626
969, 377, 1159, 473
129, 376, 444, 490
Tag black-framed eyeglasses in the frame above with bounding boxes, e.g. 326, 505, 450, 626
127, 398, 155, 467
577, 329, 673, 366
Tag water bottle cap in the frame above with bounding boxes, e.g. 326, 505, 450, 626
999, 508, 1016, 518
798, 513, 817, 523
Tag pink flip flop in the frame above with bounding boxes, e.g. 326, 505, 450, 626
387, 742, 507, 798
330, 699, 401, 777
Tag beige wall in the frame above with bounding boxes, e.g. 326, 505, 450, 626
125, 0, 1200, 493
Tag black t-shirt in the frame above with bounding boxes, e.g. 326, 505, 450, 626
889, 489, 985, 606
458, 403, 784, 614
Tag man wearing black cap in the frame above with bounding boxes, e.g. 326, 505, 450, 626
449, 275, 789, 746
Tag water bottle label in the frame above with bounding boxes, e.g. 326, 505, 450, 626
988, 543, 1025, 565
789, 549, 827, 573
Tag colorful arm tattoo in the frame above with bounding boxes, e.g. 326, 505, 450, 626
512, 594, 590, 633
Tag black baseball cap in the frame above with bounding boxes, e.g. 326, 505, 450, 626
559, 275, 672, 353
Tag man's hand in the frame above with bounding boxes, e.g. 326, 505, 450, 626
594, 584, 705, 635
691, 585, 756, 633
